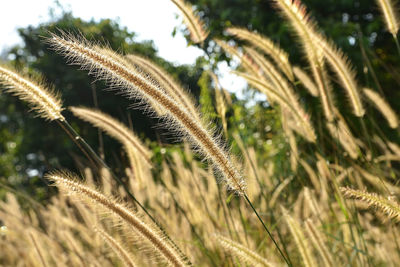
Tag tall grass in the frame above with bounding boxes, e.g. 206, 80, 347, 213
0, 0, 399, 266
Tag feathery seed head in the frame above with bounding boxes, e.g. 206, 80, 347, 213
326, 117, 359, 159
274, 0, 336, 122
314, 36, 364, 117
282, 207, 317, 267
215, 39, 261, 77
363, 88, 398, 129
232, 70, 316, 142
377, 0, 400, 37
46, 171, 189, 267
226, 27, 294, 81
215, 234, 274, 267
124, 54, 202, 123
0, 65, 64, 121
69, 106, 152, 166
341, 187, 400, 221
170, 0, 209, 44
293, 66, 319, 97
48, 32, 246, 194
94, 227, 138, 267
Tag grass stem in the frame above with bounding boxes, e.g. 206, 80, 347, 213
244, 194, 292, 266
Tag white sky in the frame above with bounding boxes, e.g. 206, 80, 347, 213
0, 0, 247, 95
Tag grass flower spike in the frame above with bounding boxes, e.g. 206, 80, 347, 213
216, 234, 274, 266
47, 33, 246, 194
363, 88, 398, 128
0, 65, 64, 121
47, 171, 188, 267
170, 0, 209, 44
341, 187, 400, 221
293, 66, 319, 97
70, 107, 152, 166
94, 227, 137, 267
376, 0, 400, 37
125, 54, 201, 123
273, 0, 335, 121
226, 27, 294, 81
315, 37, 364, 116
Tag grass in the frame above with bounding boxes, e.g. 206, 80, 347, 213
0, 0, 400, 266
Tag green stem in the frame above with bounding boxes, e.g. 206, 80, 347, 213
244, 194, 292, 266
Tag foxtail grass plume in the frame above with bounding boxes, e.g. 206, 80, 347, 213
170, 0, 209, 44
282, 208, 316, 267
94, 47, 166, 116
29, 232, 49, 267
46, 171, 188, 267
0, 65, 64, 121
94, 227, 137, 267
293, 66, 319, 97
273, 0, 335, 121
244, 47, 299, 106
376, 0, 400, 37
214, 39, 261, 77
226, 27, 294, 81
315, 36, 364, 117
341, 187, 400, 221
233, 70, 316, 142
363, 88, 398, 129
47, 33, 246, 194
215, 234, 274, 267
125, 54, 201, 123
243, 47, 316, 142
326, 116, 359, 159
304, 219, 334, 267
69, 107, 152, 166
208, 71, 229, 137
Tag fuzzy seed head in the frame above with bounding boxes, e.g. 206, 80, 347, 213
377, 0, 400, 37
47, 33, 246, 194
170, 0, 209, 44
0, 65, 64, 121
341, 187, 400, 221
363, 88, 398, 129
70, 106, 152, 166
46, 171, 189, 267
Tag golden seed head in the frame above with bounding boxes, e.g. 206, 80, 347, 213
0, 65, 64, 121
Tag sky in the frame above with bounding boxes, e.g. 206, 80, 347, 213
0, 0, 247, 95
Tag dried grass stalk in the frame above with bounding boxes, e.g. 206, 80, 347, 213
226, 27, 294, 80
0, 65, 64, 121
70, 107, 152, 166
216, 234, 274, 267
170, 0, 209, 44
341, 187, 400, 221
363, 88, 398, 129
273, 0, 335, 121
376, 0, 400, 37
94, 227, 137, 267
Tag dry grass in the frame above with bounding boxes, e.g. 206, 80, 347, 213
1, 0, 400, 266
